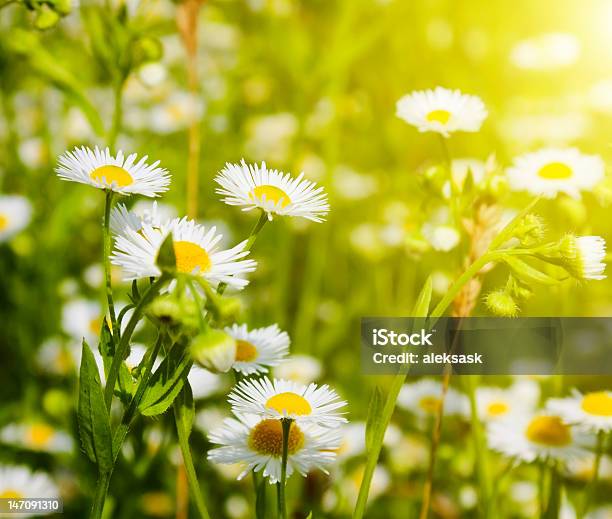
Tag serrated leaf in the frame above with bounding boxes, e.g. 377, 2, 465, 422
77, 341, 113, 473
504, 256, 560, 285
139, 346, 191, 416
156, 233, 176, 273
412, 276, 432, 317
365, 386, 383, 451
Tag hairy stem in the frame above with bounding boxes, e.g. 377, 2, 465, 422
89, 470, 111, 519
103, 191, 119, 342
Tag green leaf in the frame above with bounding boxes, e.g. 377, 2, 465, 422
77, 341, 113, 473
139, 346, 191, 416
412, 276, 432, 317
156, 233, 176, 273
365, 386, 383, 451
174, 383, 195, 437
503, 257, 560, 285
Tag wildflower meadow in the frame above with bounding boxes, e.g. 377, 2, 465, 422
1, 0, 612, 518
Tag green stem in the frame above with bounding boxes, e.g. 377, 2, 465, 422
278, 418, 291, 519
103, 191, 119, 342
89, 471, 111, 519
253, 471, 266, 519
174, 401, 211, 519
580, 430, 606, 517
104, 274, 170, 410
217, 210, 268, 295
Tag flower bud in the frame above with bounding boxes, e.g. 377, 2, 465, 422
190, 328, 236, 373
484, 290, 518, 317
148, 294, 182, 325
512, 213, 545, 246
559, 235, 607, 280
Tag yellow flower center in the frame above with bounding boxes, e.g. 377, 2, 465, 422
90, 165, 134, 187
525, 416, 572, 446
537, 162, 573, 180
248, 419, 304, 456
266, 392, 312, 416
426, 109, 451, 125
0, 490, 24, 499
487, 401, 509, 416
89, 318, 101, 336
418, 395, 442, 414
235, 340, 258, 362
581, 392, 612, 416
249, 185, 291, 208
0, 214, 8, 231
173, 241, 211, 274
26, 424, 55, 448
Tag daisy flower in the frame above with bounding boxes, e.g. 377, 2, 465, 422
225, 323, 290, 375
0, 195, 32, 243
396, 87, 487, 137
274, 354, 322, 384
559, 235, 607, 280
397, 379, 469, 419
0, 422, 73, 454
0, 466, 59, 505
506, 148, 604, 199
547, 390, 612, 433
56, 146, 170, 197
214, 160, 329, 222
476, 379, 540, 422
111, 217, 256, 290
228, 378, 347, 428
207, 413, 341, 484
110, 201, 171, 234
488, 413, 588, 464
61, 299, 102, 345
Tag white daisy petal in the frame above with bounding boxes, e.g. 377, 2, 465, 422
396, 87, 487, 137
506, 148, 604, 199
215, 160, 329, 222
0, 195, 32, 243
225, 323, 290, 375
0, 466, 59, 509
548, 390, 612, 433
56, 146, 171, 197
228, 378, 347, 428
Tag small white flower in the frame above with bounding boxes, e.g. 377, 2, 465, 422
274, 354, 322, 384
561, 235, 607, 280
396, 87, 487, 137
215, 160, 329, 222
476, 379, 540, 422
225, 323, 290, 375
56, 146, 171, 197
506, 148, 604, 199
547, 390, 612, 433
397, 379, 469, 418
422, 223, 461, 251
36, 337, 75, 376
207, 413, 341, 484
0, 422, 73, 454
149, 92, 205, 134
0, 466, 59, 508
228, 378, 347, 428
111, 216, 257, 290
0, 195, 32, 243
61, 299, 103, 345
488, 413, 588, 464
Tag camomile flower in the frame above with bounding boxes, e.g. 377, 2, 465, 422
215, 160, 329, 222
488, 413, 588, 464
476, 380, 540, 422
228, 378, 347, 428
0, 422, 73, 454
274, 354, 322, 384
111, 217, 256, 290
0, 466, 59, 505
547, 390, 612, 433
397, 379, 469, 419
506, 148, 604, 199
56, 146, 171, 197
559, 235, 607, 281
207, 413, 341, 484
396, 87, 487, 137
0, 195, 32, 243
225, 323, 290, 375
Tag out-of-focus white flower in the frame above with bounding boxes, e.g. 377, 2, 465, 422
149, 92, 205, 134
476, 379, 540, 422
0, 195, 32, 243
510, 33, 581, 70
273, 354, 322, 384
138, 62, 167, 87
397, 379, 469, 418
499, 113, 589, 146
332, 166, 378, 201
0, 422, 73, 454
396, 87, 487, 137
422, 223, 461, 251
0, 466, 59, 507
548, 390, 612, 433
36, 337, 74, 376
18, 138, 47, 169
244, 113, 298, 163
61, 299, 102, 345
